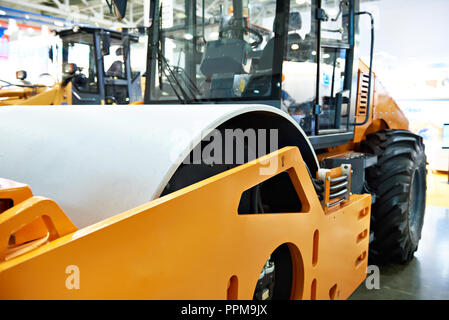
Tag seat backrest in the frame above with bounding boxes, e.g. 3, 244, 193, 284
257, 11, 303, 71
257, 37, 276, 71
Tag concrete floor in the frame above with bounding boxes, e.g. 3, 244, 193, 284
350, 205, 449, 300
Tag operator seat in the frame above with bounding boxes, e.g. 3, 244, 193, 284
106, 47, 125, 78
243, 12, 303, 98
257, 11, 303, 71
106, 61, 124, 78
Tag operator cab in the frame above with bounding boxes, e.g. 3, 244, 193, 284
145, 0, 358, 149
59, 27, 142, 105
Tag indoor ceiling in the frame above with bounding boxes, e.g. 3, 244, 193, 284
0, 0, 380, 29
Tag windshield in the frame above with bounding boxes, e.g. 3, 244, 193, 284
103, 35, 137, 80
104, 39, 127, 79
62, 32, 98, 93
146, 0, 284, 103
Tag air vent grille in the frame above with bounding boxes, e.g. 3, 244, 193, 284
356, 72, 370, 116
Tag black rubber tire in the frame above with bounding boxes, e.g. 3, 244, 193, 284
362, 129, 427, 264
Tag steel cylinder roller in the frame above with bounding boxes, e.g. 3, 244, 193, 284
0, 105, 317, 228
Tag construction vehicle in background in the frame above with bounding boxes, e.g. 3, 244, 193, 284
0, 0, 426, 300
0, 69, 71, 106
0, 26, 143, 106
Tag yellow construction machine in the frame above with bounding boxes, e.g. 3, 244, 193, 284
0, 26, 142, 106
0, 0, 426, 300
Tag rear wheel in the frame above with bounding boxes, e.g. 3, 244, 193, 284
362, 129, 427, 264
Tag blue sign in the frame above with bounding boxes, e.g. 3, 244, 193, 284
322, 73, 330, 86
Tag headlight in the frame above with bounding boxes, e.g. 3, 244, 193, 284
63, 63, 77, 75
16, 70, 27, 80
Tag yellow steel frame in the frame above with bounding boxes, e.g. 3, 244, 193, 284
0, 147, 371, 299
0, 83, 72, 106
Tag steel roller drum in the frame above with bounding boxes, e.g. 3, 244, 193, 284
0, 105, 318, 228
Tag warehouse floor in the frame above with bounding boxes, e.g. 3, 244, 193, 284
351, 171, 449, 300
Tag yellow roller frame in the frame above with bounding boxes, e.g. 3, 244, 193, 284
0, 146, 371, 299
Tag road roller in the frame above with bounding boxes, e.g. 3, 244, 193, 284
0, 27, 142, 106
0, 0, 426, 300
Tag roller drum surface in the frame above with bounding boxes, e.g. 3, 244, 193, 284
0, 105, 317, 228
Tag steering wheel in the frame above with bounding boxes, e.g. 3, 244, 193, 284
220, 26, 264, 48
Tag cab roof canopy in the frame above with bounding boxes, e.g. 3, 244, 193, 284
57, 26, 139, 43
